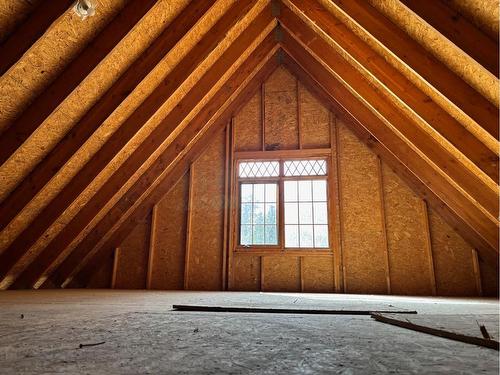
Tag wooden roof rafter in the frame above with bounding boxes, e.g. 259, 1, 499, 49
0, 0, 74, 77
278, 0, 498, 183
0, 0, 159, 167
278, 29, 498, 256
5, 8, 278, 290
0, 0, 234, 234
321, 0, 498, 139
400, 0, 499, 78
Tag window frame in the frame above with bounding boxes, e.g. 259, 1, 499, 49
232, 148, 333, 255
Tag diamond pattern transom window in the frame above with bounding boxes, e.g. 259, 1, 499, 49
284, 159, 327, 177
239, 161, 279, 178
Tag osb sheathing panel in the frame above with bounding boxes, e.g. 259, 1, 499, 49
445, 0, 499, 39
114, 213, 151, 290
149, 172, 189, 290
0, 1, 271, 282
264, 66, 299, 150
301, 257, 334, 293
299, 83, 330, 149
338, 121, 388, 294
86, 251, 113, 289
231, 255, 261, 291
0, 0, 128, 134
312, 0, 496, 150
234, 91, 262, 152
428, 208, 478, 296
0, 0, 191, 201
478, 257, 499, 297
367, 0, 498, 105
185, 131, 226, 291
381, 162, 433, 296
261, 256, 300, 292
0, 0, 43, 43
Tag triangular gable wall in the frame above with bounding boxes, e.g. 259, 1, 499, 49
0, 1, 497, 293
85, 66, 497, 296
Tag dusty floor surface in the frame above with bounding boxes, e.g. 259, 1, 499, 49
0, 290, 498, 374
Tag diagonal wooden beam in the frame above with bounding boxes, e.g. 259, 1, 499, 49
36, 39, 279, 290
0, 0, 238, 233
278, 2, 498, 182
277, 18, 498, 221
0, 0, 158, 166
0, 0, 73, 76
281, 53, 498, 267
299, 0, 498, 139
3, 13, 276, 290
279, 31, 498, 256
400, 0, 499, 78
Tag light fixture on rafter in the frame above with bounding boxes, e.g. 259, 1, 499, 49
73, 0, 96, 20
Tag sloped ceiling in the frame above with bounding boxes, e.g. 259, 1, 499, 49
0, 0, 498, 290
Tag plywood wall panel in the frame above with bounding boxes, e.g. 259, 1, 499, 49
381, 162, 433, 295
114, 213, 151, 289
149, 172, 189, 290
301, 256, 335, 292
234, 91, 262, 151
478, 257, 499, 297
428, 209, 478, 296
264, 66, 299, 150
231, 255, 261, 291
338, 122, 388, 294
86, 252, 113, 289
299, 83, 330, 149
261, 256, 300, 292
185, 131, 225, 290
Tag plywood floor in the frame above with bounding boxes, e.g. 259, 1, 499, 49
0, 290, 498, 374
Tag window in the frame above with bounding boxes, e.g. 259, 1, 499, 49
235, 152, 331, 252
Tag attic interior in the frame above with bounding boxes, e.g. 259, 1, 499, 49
0, 0, 499, 373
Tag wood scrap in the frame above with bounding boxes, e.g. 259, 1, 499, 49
371, 313, 499, 350
172, 304, 417, 315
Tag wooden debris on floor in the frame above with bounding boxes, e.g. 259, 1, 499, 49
371, 313, 499, 350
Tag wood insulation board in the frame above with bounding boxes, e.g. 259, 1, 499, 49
149, 172, 189, 290
428, 208, 478, 296
381, 162, 434, 295
185, 131, 226, 290
263, 66, 299, 150
301, 256, 335, 292
86, 251, 113, 289
338, 121, 388, 294
114, 213, 151, 289
261, 256, 301, 292
231, 255, 261, 291
298, 83, 330, 149
234, 91, 262, 151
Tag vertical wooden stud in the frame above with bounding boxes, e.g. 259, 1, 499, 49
330, 114, 344, 293
260, 256, 264, 291
222, 123, 231, 290
377, 157, 392, 295
146, 204, 158, 289
261, 83, 266, 151
297, 80, 302, 150
471, 249, 483, 296
111, 247, 120, 289
300, 256, 305, 292
421, 199, 437, 295
227, 118, 237, 290
183, 168, 195, 290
